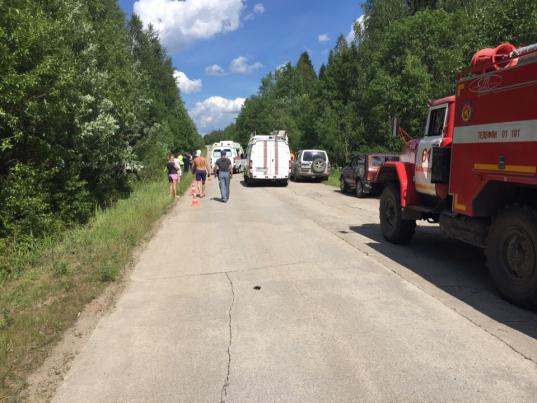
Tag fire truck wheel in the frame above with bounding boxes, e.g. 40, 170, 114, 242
340, 177, 348, 194
380, 183, 416, 244
486, 206, 537, 308
356, 180, 366, 198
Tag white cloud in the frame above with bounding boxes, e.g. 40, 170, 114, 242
276, 62, 290, 71
133, 0, 244, 51
347, 14, 365, 43
253, 3, 265, 14
318, 33, 330, 44
189, 96, 245, 131
230, 56, 263, 74
205, 64, 226, 76
244, 2, 265, 20
173, 71, 202, 94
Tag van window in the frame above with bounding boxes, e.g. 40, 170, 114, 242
302, 151, 326, 161
213, 149, 232, 157
427, 107, 447, 137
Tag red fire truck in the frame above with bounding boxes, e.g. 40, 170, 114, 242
377, 42, 537, 308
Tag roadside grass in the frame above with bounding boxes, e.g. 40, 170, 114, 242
322, 167, 341, 187
0, 173, 192, 400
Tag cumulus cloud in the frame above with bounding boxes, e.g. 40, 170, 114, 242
205, 64, 226, 76
253, 3, 265, 14
347, 14, 365, 43
189, 96, 245, 131
173, 71, 202, 94
230, 56, 263, 74
133, 0, 244, 51
318, 33, 330, 44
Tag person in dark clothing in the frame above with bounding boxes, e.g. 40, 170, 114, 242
214, 150, 233, 202
183, 152, 192, 174
166, 154, 179, 198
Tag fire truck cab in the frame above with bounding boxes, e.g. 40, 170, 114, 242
377, 42, 537, 308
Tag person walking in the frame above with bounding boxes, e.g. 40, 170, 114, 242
191, 150, 209, 198
214, 150, 233, 202
166, 154, 179, 198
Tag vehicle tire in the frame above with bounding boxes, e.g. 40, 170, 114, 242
355, 180, 366, 198
379, 183, 416, 244
340, 177, 348, 194
485, 206, 537, 308
311, 158, 326, 174
281, 179, 289, 187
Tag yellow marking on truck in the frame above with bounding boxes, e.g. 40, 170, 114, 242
473, 163, 536, 174
454, 194, 467, 212
457, 83, 465, 96
415, 183, 435, 191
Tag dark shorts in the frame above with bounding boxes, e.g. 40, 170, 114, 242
195, 171, 207, 184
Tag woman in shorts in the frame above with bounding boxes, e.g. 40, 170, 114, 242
167, 154, 179, 198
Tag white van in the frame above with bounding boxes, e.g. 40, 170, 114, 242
210, 146, 237, 174
208, 141, 246, 173
244, 131, 290, 186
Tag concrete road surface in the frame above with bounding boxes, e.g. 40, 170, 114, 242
53, 178, 537, 402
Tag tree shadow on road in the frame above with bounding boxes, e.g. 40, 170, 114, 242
350, 223, 537, 340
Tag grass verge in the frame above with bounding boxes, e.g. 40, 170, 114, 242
322, 168, 341, 188
0, 174, 192, 400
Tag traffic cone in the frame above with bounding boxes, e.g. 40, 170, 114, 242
191, 180, 200, 207
191, 180, 197, 196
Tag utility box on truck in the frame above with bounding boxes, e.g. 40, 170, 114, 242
377, 42, 537, 308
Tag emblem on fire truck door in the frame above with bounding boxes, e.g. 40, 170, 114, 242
461, 103, 472, 123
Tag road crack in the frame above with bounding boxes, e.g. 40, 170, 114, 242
220, 272, 235, 403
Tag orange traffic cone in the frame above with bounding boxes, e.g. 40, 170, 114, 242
191, 180, 200, 207
191, 180, 197, 196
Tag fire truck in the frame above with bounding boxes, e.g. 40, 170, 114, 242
377, 42, 537, 308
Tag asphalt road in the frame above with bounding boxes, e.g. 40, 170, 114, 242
53, 177, 537, 402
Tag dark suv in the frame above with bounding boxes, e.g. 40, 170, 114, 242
340, 153, 399, 197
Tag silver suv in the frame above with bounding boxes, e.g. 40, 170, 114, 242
290, 149, 330, 181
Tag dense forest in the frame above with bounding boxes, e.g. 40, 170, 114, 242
0, 1, 202, 246
206, 0, 537, 164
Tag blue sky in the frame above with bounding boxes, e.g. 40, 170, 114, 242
118, 0, 364, 134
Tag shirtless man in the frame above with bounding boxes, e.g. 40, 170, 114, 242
191, 150, 209, 197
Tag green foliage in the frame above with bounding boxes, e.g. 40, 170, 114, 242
0, 0, 201, 262
0, 176, 191, 398
224, 0, 537, 165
